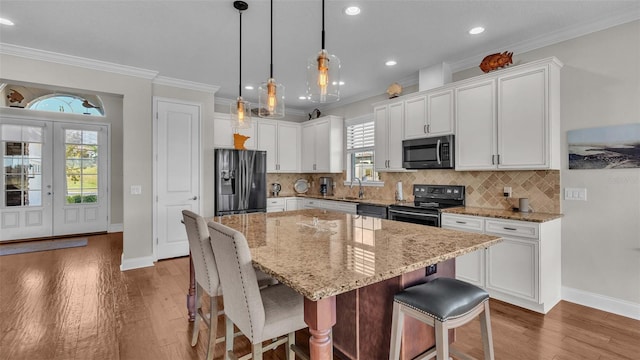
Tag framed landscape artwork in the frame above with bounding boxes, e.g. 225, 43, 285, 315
568, 123, 640, 169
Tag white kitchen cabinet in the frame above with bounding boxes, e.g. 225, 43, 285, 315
301, 116, 343, 173
256, 119, 300, 173
374, 101, 405, 171
455, 57, 562, 170
285, 198, 302, 211
442, 213, 561, 314
302, 198, 357, 214
213, 112, 256, 149
266, 198, 286, 212
404, 89, 455, 140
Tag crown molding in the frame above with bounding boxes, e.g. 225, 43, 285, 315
152, 76, 220, 93
449, 10, 640, 72
0, 43, 159, 80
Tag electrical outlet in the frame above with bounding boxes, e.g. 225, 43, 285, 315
130, 185, 142, 195
426, 264, 437, 276
503, 187, 512, 197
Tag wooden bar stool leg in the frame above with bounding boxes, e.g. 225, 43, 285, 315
225, 315, 234, 360
480, 301, 494, 360
388, 302, 404, 360
206, 296, 218, 360
191, 284, 202, 346
434, 320, 448, 360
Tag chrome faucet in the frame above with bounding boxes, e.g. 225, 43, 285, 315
350, 177, 364, 199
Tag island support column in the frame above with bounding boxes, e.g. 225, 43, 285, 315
304, 296, 337, 360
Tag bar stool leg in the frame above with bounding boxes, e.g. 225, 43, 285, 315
388, 302, 404, 360
480, 301, 494, 360
434, 320, 448, 360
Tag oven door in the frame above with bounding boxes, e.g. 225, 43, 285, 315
388, 208, 440, 227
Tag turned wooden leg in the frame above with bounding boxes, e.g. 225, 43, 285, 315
187, 255, 196, 321
304, 297, 336, 360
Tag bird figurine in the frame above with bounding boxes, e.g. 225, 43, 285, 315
82, 99, 100, 109
6, 89, 25, 104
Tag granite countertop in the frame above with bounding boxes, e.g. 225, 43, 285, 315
442, 206, 563, 223
212, 209, 502, 301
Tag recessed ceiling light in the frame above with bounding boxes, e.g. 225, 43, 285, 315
469, 26, 485, 35
385, 60, 397, 66
0, 18, 15, 26
344, 6, 361, 16
298, 96, 307, 100
244, 85, 254, 90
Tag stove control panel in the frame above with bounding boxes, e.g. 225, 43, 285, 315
413, 185, 465, 200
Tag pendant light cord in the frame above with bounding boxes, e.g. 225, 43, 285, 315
321, 0, 325, 50
270, 0, 273, 78
239, 7, 243, 97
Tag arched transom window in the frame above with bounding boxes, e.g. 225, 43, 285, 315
27, 94, 104, 116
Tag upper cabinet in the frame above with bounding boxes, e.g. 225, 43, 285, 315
301, 115, 343, 173
213, 113, 257, 149
256, 119, 300, 173
455, 57, 562, 170
374, 101, 406, 171
403, 88, 454, 140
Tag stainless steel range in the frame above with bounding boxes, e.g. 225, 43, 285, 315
388, 185, 465, 227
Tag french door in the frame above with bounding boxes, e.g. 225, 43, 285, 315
1, 118, 109, 241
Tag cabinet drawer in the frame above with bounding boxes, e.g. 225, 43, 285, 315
442, 214, 484, 232
267, 198, 286, 207
485, 219, 538, 239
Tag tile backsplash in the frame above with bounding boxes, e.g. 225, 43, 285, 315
268, 169, 560, 214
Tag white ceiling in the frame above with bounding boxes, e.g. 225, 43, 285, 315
1, 0, 639, 115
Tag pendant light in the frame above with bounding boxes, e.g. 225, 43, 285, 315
258, 0, 285, 118
306, 0, 340, 103
231, 1, 251, 129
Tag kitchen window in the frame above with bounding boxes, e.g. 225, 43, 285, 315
345, 115, 381, 185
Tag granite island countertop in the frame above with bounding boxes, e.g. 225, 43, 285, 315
212, 209, 501, 300
442, 206, 563, 223
293, 193, 399, 207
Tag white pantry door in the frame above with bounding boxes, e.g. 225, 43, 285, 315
155, 99, 200, 260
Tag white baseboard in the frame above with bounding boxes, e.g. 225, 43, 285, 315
108, 223, 123, 233
562, 286, 640, 320
120, 253, 155, 271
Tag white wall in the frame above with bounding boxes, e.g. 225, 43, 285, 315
454, 20, 640, 308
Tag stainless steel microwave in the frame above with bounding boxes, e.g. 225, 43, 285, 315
402, 135, 454, 169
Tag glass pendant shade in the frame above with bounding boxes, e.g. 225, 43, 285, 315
231, 96, 252, 129
258, 78, 285, 118
307, 49, 340, 103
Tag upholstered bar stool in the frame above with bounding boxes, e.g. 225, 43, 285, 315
389, 277, 494, 360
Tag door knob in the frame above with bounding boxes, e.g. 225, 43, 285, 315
190, 196, 198, 200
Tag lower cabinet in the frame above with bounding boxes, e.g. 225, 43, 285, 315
267, 197, 303, 212
442, 213, 561, 314
302, 198, 357, 215
285, 198, 302, 211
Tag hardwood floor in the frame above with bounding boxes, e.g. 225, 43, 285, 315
0, 233, 637, 359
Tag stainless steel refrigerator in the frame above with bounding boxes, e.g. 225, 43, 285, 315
214, 148, 267, 216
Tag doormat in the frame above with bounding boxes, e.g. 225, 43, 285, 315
0, 238, 88, 256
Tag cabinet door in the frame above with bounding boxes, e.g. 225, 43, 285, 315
403, 95, 427, 140
277, 123, 300, 172
314, 120, 331, 172
456, 250, 485, 288
387, 102, 405, 170
213, 115, 256, 149
301, 123, 316, 172
285, 198, 301, 211
256, 120, 277, 172
498, 67, 548, 169
455, 80, 496, 170
373, 106, 388, 171
427, 89, 454, 136
486, 237, 539, 303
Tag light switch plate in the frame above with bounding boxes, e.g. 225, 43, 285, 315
564, 187, 587, 201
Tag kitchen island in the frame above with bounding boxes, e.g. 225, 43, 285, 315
188, 209, 502, 359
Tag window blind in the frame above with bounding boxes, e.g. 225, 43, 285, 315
346, 121, 375, 151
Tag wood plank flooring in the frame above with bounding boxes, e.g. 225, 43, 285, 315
0, 233, 638, 359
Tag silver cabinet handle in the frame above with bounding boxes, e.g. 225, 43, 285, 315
190, 196, 198, 200
503, 227, 517, 231
424, 124, 427, 133
497, 154, 501, 165
456, 221, 467, 224
427, 124, 431, 133
492, 155, 495, 165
